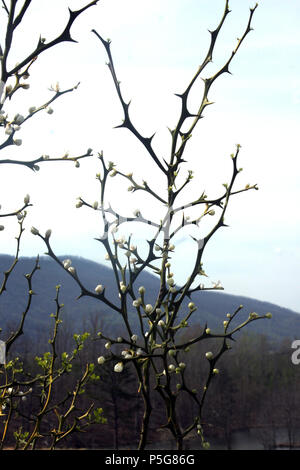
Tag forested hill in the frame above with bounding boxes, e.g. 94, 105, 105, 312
0, 254, 299, 345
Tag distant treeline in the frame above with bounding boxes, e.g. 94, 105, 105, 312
2, 315, 300, 450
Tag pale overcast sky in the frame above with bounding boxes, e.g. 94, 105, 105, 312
0, 0, 300, 313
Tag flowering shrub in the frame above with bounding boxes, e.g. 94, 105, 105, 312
0, 0, 272, 450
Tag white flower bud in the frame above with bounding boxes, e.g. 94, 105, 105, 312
104, 342, 111, 350
205, 352, 213, 360
5, 124, 13, 135
116, 337, 123, 343
138, 286, 145, 295
45, 229, 52, 239
62, 259, 72, 269
95, 284, 104, 294
144, 304, 153, 314
131, 334, 138, 342
97, 356, 105, 365
31, 226, 39, 235
167, 277, 175, 287
93, 201, 99, 210
14, 139, 22, 146
14, 113, 24, 124
46, 107, 54, 114
179, 362, 186, 369
133, 299, 141, 308
158, 320, 165, 327
168, 364, 176, 372
28, 106, 36, 114
0, 225, 4, 231
76, 200, 83, 208
114, 362, 124, 373
24, 194, 30, 205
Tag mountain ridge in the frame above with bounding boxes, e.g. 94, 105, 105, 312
0, 254, 299, 345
